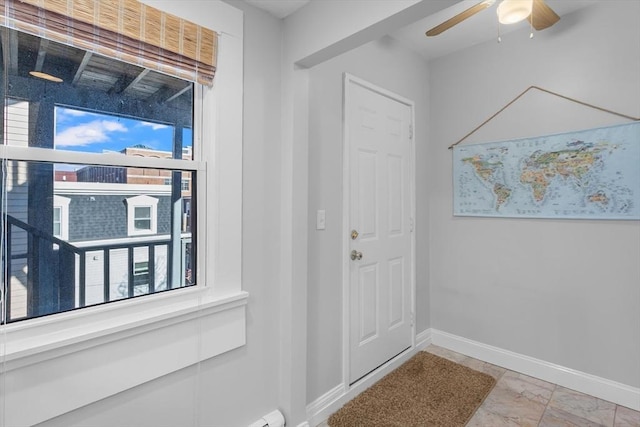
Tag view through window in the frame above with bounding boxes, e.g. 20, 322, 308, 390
1, 28, 198, 323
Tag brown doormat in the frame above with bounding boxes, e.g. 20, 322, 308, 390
328, 351, 496, 427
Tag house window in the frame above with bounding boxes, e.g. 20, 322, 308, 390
126, 196, 159, 236
134, 207, 152, 231
52, 195, 71, 240
1, 27, 199, 322
53, 207, 62, 237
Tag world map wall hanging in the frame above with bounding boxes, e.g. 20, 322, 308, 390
452, 121, 640, 220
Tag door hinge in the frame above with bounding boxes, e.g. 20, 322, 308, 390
409, 124, 413, 139
410, 217, 414, 232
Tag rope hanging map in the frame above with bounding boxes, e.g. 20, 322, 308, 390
453, 122, 640, 220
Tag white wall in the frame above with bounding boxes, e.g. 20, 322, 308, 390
428, 0, 640, 388
33, 2, 284, 426
306, 35, 431, 403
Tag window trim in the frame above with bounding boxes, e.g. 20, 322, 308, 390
0, 2, 244, 424
126, 195, 159, 236
52, 195, 71, 240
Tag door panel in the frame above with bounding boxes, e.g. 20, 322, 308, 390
347, 78, 413, 384
358, 263, 379, 344
388, 257, 404, 329
357, 149, 378, 239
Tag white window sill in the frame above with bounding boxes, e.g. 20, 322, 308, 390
1, 286, 249, 369
1, 287, 248, 426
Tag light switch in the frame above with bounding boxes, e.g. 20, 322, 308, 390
316, 209, 326, 230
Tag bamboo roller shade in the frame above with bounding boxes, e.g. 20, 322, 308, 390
0, 0, 217, 86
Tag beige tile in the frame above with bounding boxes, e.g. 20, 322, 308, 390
615, 405, 640, 427
539, 406, 605, 427
479, 381, 548, 425
549, 387, 616, 426
458, 356, 507, 380
497, 370, 555, 404
466, 406, 531, 427
424, 344, 468, 363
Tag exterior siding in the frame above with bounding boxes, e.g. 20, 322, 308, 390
64, 194, 172, 242
5, 99, 30, 320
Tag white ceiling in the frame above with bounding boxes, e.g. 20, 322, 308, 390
246, 0, 598, 60
390, 0, 598, 60
244, 0, 311, 19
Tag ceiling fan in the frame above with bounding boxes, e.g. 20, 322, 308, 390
426, 0, 560, 37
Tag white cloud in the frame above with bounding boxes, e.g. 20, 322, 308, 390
56, 108, 98, 120
64, 109, 91, 117
140, 121, 170, 131
55, 120, 128, 147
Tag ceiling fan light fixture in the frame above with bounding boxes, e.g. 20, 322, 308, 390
497, 0, 533, 25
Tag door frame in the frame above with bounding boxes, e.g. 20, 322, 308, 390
341, 73, 416, 389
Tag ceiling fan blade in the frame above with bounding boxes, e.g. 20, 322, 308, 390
426, 0, 495, 37
528, 0, 560, 30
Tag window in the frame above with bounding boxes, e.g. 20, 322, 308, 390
1, 28, 198, 322
126, 195, 159, 236
134, 207, 152, 231
53, 207, 62, 237
0, 2, 245, 425
52, 195, 70, 240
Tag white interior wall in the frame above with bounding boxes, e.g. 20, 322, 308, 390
306, 35, 431, 404
428, 0, 640, 388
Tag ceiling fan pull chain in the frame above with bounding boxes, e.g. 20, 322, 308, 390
530, 8, 534, 38
497, 21, 502, 43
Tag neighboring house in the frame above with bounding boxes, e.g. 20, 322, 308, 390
3, 130, 193, 319
53, 180, 192, 307
76, 145, 193, 198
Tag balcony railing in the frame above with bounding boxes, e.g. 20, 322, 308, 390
1, 214, 192, 324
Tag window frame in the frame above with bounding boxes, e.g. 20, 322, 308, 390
0, 3, 245, 424
52, 195, 70, 240
126, 195, 159, 236
0, 75, 245, 357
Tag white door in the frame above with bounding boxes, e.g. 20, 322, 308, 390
346, 76, 413, 384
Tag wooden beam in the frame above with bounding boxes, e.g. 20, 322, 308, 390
7, 74, 190, 126
164, 84, 192, 104
146, 85, 176, 106
34, 39, 50, 72
1, 27, 19, 75
72, 51, 93, 86
122, 69, 150, 94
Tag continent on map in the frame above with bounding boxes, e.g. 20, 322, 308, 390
462, 153, 513, 210
520, 142, 602, 203
588, 191, 609, 207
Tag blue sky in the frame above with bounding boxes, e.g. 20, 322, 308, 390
55, 106, 192, 154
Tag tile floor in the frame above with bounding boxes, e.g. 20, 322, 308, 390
316, 345, 640, 427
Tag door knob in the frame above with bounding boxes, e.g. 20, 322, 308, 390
350, 250, 363, 261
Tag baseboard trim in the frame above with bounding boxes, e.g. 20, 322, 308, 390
306, 346, 420, 426
431, 329, 640, 411
305, 383, 345, 425
415, 328, 432, 351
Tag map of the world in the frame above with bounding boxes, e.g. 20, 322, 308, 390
453, 122, 640, 220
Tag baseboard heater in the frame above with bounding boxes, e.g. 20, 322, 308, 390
247, 410, 285, 427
